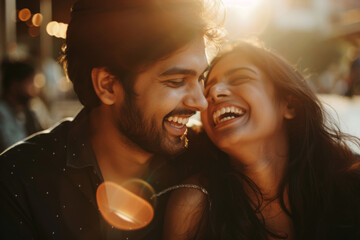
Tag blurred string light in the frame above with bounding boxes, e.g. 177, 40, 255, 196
221, 0, 272, 38
46, 21, 68, 39
18, 8, 31, 22
18, 9, 43, 37
32, 13, 43, 27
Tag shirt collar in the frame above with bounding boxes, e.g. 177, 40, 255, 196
65, 108, 103, 180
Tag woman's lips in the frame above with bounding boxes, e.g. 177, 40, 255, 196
212, 105, 246, 126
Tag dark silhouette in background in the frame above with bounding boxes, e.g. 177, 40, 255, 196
346, 57, 360, 97
0, 60, 42, 152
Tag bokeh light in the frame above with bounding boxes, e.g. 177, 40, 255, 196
57, 23, 68, 39
32, 13, 43, 27
18, 8, 31, 22
46, 21, 68, 39
34, 73, 46, 89
96, 180, 155, 230
46, 21, 59, 36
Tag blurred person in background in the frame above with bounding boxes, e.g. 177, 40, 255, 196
0, 60, 42, 152
0, 0, 222, 239
345, 57, 360, 97
317, 62, 348, 95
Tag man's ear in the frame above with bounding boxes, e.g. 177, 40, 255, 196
91, 68, 117, 105
283, 95, 296, 120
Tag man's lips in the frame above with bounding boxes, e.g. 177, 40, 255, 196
164, 115, 192, 136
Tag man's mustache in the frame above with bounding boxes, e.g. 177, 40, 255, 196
165, 109, 196, 119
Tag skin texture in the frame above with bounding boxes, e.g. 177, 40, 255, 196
89, 39, 208, 184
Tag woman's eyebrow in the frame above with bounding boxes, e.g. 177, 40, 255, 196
205, 66, 256, 87
225, 67, 257, 77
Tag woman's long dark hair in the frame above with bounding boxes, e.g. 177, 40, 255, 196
190, 41, 360, 239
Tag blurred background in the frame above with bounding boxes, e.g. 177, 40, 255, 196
0, 0, 359, 147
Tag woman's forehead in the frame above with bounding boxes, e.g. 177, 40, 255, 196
207, 53, 260, 82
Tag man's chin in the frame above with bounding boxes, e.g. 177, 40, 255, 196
158, 139, 185, 156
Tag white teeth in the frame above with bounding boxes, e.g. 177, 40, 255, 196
176, 118, 182, 124
167, 116, 190, 126
215, 111, 221, 118
212, 106, 245, 125
219, 115, 236, 123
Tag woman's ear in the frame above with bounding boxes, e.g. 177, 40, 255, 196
91, 68, 117, 105
283, 95, 296, 119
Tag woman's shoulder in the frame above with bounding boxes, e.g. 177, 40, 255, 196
165, 174, 209, 210
163, 174, 209, 239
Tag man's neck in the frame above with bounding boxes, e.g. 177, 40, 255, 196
89, 107, 153, 185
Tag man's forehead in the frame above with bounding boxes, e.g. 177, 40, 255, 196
152, 39, 208, 74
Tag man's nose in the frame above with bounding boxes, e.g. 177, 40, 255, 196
183, 82, 208, 111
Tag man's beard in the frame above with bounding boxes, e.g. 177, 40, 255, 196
116, 96, 184, 156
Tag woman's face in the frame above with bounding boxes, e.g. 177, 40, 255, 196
201, 52, 293, 153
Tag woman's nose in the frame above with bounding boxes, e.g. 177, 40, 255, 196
208, 82, 230, 103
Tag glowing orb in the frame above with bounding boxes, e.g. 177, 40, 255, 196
96, 180, 155, 230
32, 13, 43, 27
18, 8, 31, 22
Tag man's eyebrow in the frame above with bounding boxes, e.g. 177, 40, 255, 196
160, 67, 197, 77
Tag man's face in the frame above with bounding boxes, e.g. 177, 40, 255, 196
116, 38, 208, 156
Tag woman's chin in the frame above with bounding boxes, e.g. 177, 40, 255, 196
213, 138, 235, 152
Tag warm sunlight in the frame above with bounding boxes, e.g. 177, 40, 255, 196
222, 0, 272, 38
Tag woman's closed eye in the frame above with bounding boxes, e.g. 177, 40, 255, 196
229, 75, 252, 85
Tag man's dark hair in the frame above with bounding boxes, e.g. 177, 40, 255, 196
62, 0, 223, 109
1, 60, 35, 96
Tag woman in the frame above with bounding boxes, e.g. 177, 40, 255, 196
163, 41, 360, 240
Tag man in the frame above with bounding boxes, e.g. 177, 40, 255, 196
0, 0, 221, 239
0, 60, 42, 152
